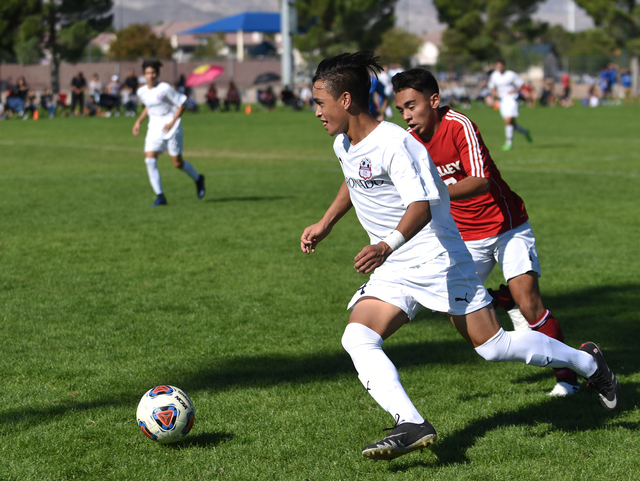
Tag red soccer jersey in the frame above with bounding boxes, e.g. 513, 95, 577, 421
410, 107, 528, 241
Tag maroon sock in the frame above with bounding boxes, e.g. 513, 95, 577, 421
529, 310, 578, 384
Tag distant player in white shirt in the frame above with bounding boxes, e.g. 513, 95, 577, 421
487, 60, 532, 151
300, 51, 619, 462
133, 60, 205, 206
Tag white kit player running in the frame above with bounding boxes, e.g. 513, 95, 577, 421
300, 51, 620, 462
133, 60, 205, 206
487, 60, 532, 151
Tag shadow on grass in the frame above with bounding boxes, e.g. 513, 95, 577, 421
167, 431, 234, 449
3, 284, 639, 456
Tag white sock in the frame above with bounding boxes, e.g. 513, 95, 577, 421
508, 306, 530, 331
342, 323, 424, 425
505, 125, 514, 145
181, 160, 199, 181
145, 157, 163, 195
475, 328, 597, 378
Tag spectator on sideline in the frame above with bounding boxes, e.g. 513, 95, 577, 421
223, 81, 241, 112
40, 88, 56, 118
89, 73, 102, 103
124, 69, 139, 116
259, 86, 277, 111
24, 89, 38, 118
70, 72, 86, 116
206, 83, 220, 111
104, 75, 121, 117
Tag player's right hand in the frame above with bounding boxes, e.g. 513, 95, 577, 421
300, 222, 331, 254
132, 123, 140, 136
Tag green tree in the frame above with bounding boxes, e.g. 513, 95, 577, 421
42, 0, 113, 93
192, 33, 226, 59
0, 0, 41, 62
376, 27, 422, 67
294, 0, 398, 62
575, 0, 640, 59
108, 24, 173, 60
434, 0, 545, 62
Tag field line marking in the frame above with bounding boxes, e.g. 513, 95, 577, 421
0, 139, 334, 162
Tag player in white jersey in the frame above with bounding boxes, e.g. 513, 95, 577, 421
487, 60, 532, 151
133, 60, 205, 206
300, 51, 619, 462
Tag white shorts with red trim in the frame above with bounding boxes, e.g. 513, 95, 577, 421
464, 221, 541, 283
347, 248, 493, 320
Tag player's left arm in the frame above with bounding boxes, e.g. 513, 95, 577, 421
354, 200, 431, 274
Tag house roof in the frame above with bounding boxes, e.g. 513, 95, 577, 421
153, 21, 204, 48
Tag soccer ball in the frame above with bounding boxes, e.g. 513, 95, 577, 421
136, 385, 195, 444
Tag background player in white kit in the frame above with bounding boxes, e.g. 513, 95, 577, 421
300, 51, 619, 462
488, 60, 532, 151
133, 60, 205, 206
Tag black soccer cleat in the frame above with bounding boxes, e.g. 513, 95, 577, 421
151, 193, 167, 207
196, 174, 206, 199
362, 416, 437, 461
580, 342, 620, 411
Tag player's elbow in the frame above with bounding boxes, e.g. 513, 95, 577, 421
477, 178, 491, 195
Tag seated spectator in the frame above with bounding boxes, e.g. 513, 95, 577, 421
299, 84, 313, 109
40, 88, 56, 118
206, 83, 220, 111
57, 92, 70, 116
24, 89, 38, 118
258, 86, 277, 111
450, 81, 471, 109
539, 78, 557, 107
104, 75, 121, 117
121, 85, 138, 116
280, 85, 302, 110
224, 82, 241, 112
6, 76, 25, 118
84, 95, 102, 117
520, 81, 537, 107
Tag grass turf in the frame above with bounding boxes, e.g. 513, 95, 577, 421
0, 103, 639, 480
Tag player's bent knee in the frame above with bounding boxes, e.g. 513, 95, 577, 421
341, 322, 382, 354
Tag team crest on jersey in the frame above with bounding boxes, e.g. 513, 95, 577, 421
359, 158, 372, 180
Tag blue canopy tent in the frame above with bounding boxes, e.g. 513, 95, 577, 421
182, 12, 281, 62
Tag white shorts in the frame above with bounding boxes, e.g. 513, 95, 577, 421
464, 221, 541, 284
145, 127, 183, 157
499, 96, 519, 119
347, 249, 493, 320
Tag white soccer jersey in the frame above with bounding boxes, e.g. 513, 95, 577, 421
137, 82, 187, 139
333, 121, 466, 270
488, 69, 524, 100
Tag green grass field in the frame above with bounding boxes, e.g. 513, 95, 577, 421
1, 102, 639, 480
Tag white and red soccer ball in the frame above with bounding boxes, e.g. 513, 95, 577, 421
136, 385, 195, 444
